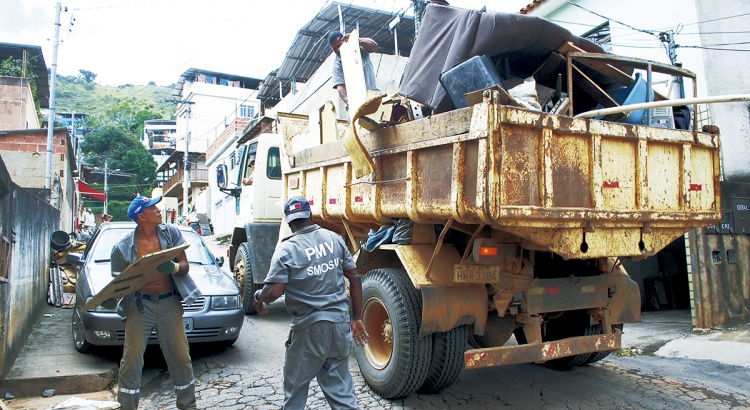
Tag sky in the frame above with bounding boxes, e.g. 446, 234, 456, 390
0, 0, 529, 87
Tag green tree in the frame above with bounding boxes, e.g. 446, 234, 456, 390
1, 55, 40, 113
78, 69, 97, 83
82, 126, 157, 195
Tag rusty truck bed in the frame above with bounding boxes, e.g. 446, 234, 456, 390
284, 93, 721, 259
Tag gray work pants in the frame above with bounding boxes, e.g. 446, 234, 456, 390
283, 320, 358, 410
118, 294, 196, 410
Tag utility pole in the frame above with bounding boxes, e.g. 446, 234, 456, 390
167, 98, 195, 217
103, 158, 109, 214
659, 30, 685, 98
45, 2, 63, 189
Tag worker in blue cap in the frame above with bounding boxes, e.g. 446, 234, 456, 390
110, 195, 200, 410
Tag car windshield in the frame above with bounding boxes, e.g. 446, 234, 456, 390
89, 227, 215, 265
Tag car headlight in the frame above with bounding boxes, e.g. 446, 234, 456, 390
210, 295, 240, 310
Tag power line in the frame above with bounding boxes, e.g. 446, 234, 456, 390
680, 11, 750, 27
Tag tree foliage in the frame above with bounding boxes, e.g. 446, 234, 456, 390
78, 69, 97, 83
1, 55, 40, 113
82, 126, 157, 196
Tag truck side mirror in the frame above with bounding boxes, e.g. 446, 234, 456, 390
217, 164, 228, 189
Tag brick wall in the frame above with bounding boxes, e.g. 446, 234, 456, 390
0, 129, 68, 188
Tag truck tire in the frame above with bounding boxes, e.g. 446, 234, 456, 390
583, 324, 624, 365
234, 243, 259, 314
418, 325, 468, 394
541, 311, 593, 370
355, 269, 433, 399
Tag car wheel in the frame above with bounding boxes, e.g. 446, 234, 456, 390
233, 243, 259, 314
72, 307, 92, 353
355, 268, 433, 399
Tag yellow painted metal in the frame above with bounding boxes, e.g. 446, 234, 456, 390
421, 285, 488, 337
389, 244, 489, 337
285, 92, 721, 259
393, 244, 468, 288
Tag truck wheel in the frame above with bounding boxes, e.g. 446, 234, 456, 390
418, 325, 468, 394
234, 243, 258, 315
72, 308, 91, 353
540, 311, 593, 370
583, 324, 624, 365
355, 269, 433, 399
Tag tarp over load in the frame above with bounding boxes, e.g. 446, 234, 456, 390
399, 4, 609, 112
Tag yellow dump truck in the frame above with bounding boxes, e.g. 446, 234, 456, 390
223, 4, 721, 400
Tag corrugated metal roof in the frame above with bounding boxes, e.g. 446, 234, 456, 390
172, 68, 263, 97
257, 1, 415, 106
0, 42, 50, 108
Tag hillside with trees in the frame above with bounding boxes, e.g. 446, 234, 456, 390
57, 69, 175, 221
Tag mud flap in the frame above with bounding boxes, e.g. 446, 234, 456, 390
243, 222, 281, 283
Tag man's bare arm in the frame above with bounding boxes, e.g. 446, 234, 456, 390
358, 37, 378, 52
336, 84, 349, 104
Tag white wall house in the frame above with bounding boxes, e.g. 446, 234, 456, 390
159, 69, 262, 218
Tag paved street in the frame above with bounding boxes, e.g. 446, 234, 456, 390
120, 236, 750, 410
130, 300, 750, 410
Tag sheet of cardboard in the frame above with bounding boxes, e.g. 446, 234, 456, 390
81, 243, 189, 312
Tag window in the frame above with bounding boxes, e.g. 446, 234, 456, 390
266, 147, 281, 180
240, 105, 255, 118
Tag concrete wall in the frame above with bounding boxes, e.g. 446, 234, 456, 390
0, 77, 40, 130
0, 155, 59, 379
695, 0, 750, 182
689, 181, 750, 328
0, 128, 75, 231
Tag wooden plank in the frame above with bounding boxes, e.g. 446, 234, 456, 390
572, 65, 628, 122
81, 243, 189, 312
532, 52, 566, 88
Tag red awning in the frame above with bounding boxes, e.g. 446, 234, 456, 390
77, 181, 106, 201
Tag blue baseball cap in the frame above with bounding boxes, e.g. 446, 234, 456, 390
127, 196, 162, 221
283, 196, 311, 223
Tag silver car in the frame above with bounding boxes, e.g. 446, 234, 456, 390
68, 222, 243, 353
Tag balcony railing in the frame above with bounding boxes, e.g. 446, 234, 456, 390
161, 168, 208, 196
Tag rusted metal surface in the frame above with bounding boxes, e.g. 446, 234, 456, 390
464, 330, 621, 369
690, 229, 750, 328
286, 97, 720, 260
421, 285, 487, 337
523, 276, 608, 315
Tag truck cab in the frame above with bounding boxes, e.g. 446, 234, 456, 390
218, 133, 284, 223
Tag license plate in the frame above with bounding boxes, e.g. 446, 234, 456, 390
454, 265, 500, 283
183, 318, 194, 333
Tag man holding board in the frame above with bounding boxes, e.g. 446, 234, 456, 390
110, 195, 200, 410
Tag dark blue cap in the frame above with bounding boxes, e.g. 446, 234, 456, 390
127, 196, 162, 221
283, 196, 311, 223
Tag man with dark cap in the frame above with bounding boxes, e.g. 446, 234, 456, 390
110, 195, 200, 410
253, 196, 368, 409
328, 30, 379, 105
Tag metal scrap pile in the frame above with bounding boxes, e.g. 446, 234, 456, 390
49, 231, 85, 308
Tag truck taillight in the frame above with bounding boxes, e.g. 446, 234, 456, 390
473, 238, 498, 264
